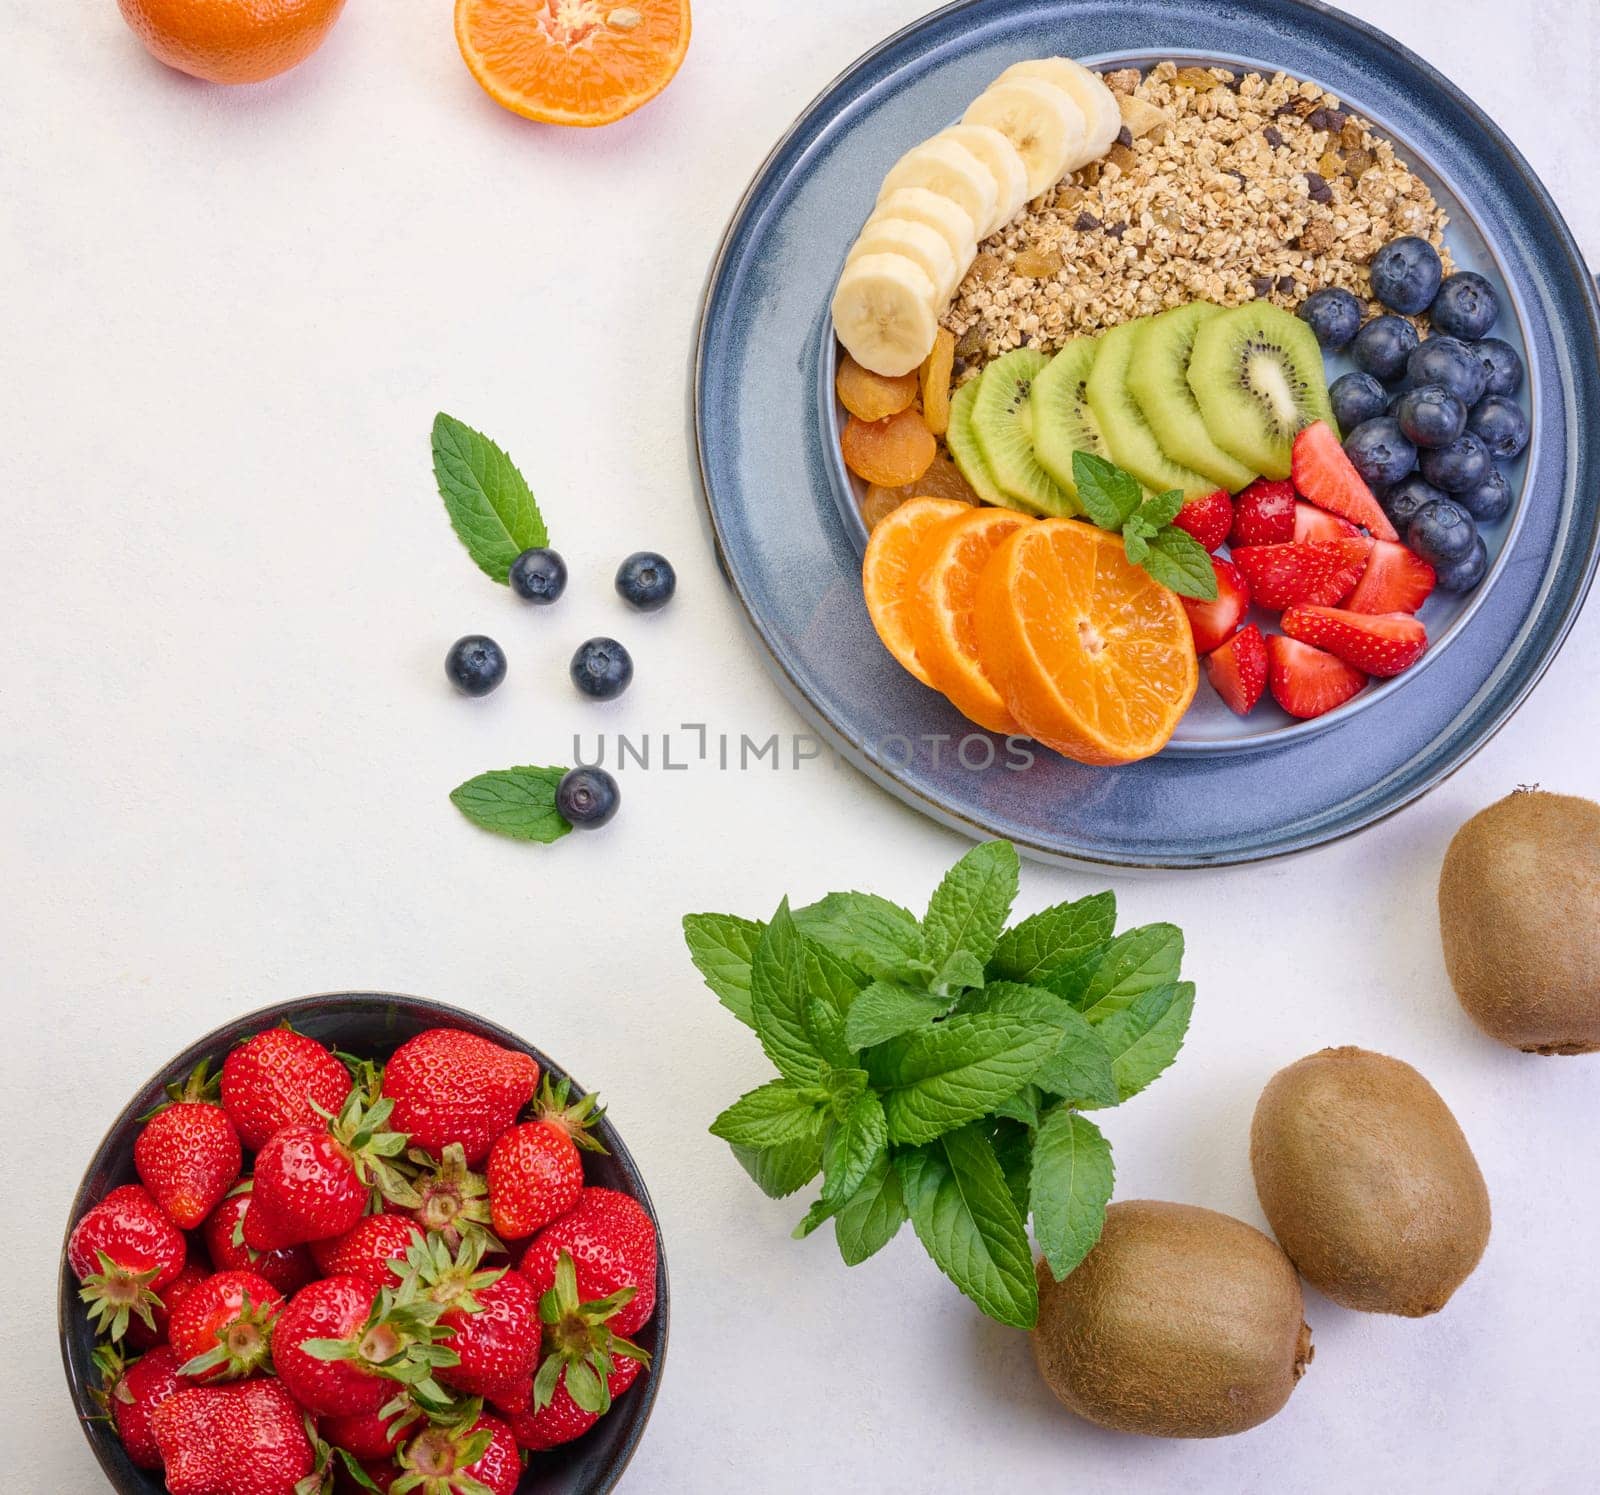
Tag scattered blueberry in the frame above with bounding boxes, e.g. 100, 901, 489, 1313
1370, 235, 1443, 315
1350, 315, 1419, 383
1433, 534, 1489, 593
1329, 371, 1388, 432
1419, 431, 1492, 494
556, 767, 620, 829
445, 635, 507, 697
1429, 271, 1499, 340
1298, 287, 1362, 349
1469, 338, 1524, 398
1381, 473, 1447, 536
615, 551, 677, 612
1408, 499, 1479, 568
570, 637, 633, 700
1404, 336, 1488, 407
1394, 384, 1467, 450
1466, 395, 1530, 460
1454, 466, 1513, 525
1343, 417, 1418, 490
508, 547, 568, 605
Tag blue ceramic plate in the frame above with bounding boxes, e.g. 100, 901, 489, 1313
694, 0, 1600, 866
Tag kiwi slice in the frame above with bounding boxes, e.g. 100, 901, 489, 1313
944, 378, 1009, 508
1030, 337, 1108, 505
1186, 303, 1337, 481
1085, 319, 1216, 500
1128, 304, 1257, 492
971, 349, 1074, 517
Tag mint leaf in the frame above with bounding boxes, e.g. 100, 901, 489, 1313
748, 901, 827, 1084
805, 995, 854, 1072
1122, 527, 1150, 564
844, 981, 951, 1049
1140, 524, 1218, 600
1072, 451, 1143, 531
933, 948, 987, 995
1073, 924, 1184, 1020
992, 1083, 1042, 1127
833, 1151, 907, 1265
683, 914, 763, 1028
921, 841, 1019, 978
793, 892, 924, 981
1140, 488, 1187, 528
449, 767, 570, 844
1029, 1107, 1114, 1280
796, 1090, 889, 1238
431, 413, 548, 584
732, 1133, 824, 1199
954, 981, 1117, 1107
991, 1117, 1034, 1218
1092, 981, 1196, 1103
898, 1127, 1038, 1328
709, 1079, 824, 1148
990, 892, 1116, 987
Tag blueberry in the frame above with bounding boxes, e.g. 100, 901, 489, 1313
1455, 465, 1513, 525
1469, 338, 1524, 398
570, 637, 633, 700
445, 635, 507, 697
1350, 315, 1419, 383
1429, 271, 1499, 340
1298, 287, 1362, 349
1433, 534, 1489, 593
1343, 417, 1418, 490
1370, 235, 1443, 315
1466, 395, 1529, 460
1419, 431, 1492, 494
1394, 384, 1467, 450
1382, 473, 1447, 535
1408, 499, 1478, 568
1404, 336, 1488, 407
508, 547, 568, 605
615, 551, 677, 611
556, 767, 620, 829
1329, 371, 1388, 432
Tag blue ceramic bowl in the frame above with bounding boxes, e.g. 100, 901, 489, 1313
58, 993, 668, 1495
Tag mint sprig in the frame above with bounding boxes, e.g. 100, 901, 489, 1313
431, 413, 549, 584
684, 841, 1197, 1329
1071, 451, 1218, 601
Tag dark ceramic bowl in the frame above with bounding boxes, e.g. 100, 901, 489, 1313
59, 992, 668, 1494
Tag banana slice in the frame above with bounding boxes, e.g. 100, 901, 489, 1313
869, 187, 978, 273
962, 77, 1085, 198
832, 253, 939, 378
997, 57, 1123, 166
876, 137, 998, 245
934, 123, 1030, 236
846, 218, 960, 304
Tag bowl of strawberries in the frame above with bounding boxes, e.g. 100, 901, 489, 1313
59, 992, 668, 1495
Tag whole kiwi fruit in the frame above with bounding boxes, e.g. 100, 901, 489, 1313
1251, 1047, 1490, 1316
1030, 1200, 1312, 1438
1438, 788, 1600, 1054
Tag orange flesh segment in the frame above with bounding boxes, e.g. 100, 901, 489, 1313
862, 498, 970, 687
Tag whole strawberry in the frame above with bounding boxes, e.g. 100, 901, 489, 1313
311, 1214, 426, 1289
202, 1184, 317, 1296
404, 1144, 501, 1256
487, 1077, 607, 1241
135, 1060, 243, 1231
94, 1343, 183, 1470
392, 1414, 523, 1495
124, 1258, 209, 1351
246, 1091, 418, 1251
509, 1352, 642, 1452
321, 1394, 422, 1460
69, 1184, 188, 1342
220, 1024, 354, 1151
169, 1269, 285, 1381
151, 1377, 314, 1495
519, 1188, 657, 1339
382, 1028, 539, 1165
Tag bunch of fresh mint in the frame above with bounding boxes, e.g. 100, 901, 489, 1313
1072, 450, 1218, 601
684, 841, 1194, 1329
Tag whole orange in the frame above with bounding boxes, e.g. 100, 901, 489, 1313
116, 0, 349, 85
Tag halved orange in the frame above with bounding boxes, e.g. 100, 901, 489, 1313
454, 0, 691, 128
908, 508, 1030, 734
862, 498, 969, 686
974, 520, 1198, 765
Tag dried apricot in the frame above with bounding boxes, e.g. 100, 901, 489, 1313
836, 356, 919, 422
919, 329, 956, 438
840, 407, 937, 487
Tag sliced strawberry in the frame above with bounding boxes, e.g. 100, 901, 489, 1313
1346, 538, 1437, 615
1173, 489, 1233, 553
1291, 421, 1399, 540
1293, 501, 1359, 544
1267, 634, 1368, 719
1232, 537, 1373, 610
1230, 479, 1297, 547
1181, 558, 1250, 654
1205, 623, 1267, 715
1280, 605, 1428, 677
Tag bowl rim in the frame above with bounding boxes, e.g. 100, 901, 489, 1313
57, 990, 669, 1495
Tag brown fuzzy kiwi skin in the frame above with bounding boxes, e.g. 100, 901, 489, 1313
1250, 1047, 1490, 1317
1030, 1200, 1313, 1438
1438, 789, 1600, 1055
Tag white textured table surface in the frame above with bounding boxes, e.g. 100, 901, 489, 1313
4, 3, 1598, 1491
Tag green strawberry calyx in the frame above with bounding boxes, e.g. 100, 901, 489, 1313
401, 1233, 506, 1318
390, 1422, 500, 1495
532, 1250, 650, 1417
403, 1145, 504, 1255
175, 1288, 281, 1381
320, 1091, 422, 1212
137, 1056, 223, 1121
531, 1077, 609, 1157
299, 1281, 461, 1416
79, 1249, 164, 1343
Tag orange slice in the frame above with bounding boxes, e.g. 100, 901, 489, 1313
974, 520, 1198, 765
909, 508, 1031, 733
863, 498, 970, 686
454, 0, 691, 127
